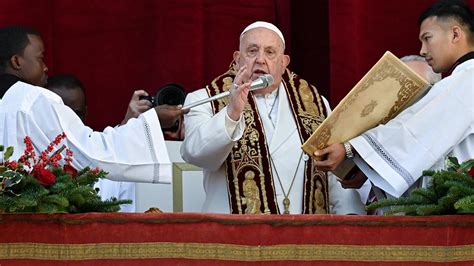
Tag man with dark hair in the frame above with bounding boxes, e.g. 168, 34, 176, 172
0, 25, 187, 184
0, 26, 46, 91
314, 0, 474, 200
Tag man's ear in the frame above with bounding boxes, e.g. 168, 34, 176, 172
9, 55, 21, 70
452, 25, 463, 43
282, 54, 290, 71
233, 51, 240, 68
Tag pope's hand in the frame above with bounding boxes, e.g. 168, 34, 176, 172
227, 65, 252, 121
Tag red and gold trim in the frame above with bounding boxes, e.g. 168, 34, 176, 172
1, 242, 473, 262
1, 213, 473, 265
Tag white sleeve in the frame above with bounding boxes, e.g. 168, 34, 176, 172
350, 65, 474, 197
180, 89, 245, 170
322, 96, 332, 115
5, 82, 171, 184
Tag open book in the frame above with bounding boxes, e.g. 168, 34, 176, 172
302, 51, 431, 162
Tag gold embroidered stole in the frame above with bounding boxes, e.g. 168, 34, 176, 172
207, 68, 329, 214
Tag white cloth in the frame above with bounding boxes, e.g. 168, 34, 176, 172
181, 83, 366, 214
0, 81, 172, 184
94, 179, 136, 212
350, 59, 474, 198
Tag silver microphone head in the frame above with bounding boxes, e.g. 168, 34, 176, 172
261, 74, 274, 87
249, 74, 274, 91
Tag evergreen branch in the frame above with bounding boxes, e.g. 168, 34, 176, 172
383, 205, 419, 215
367, 196, 424, 211
415, 204, 446, 216
410, 188, 438, 203
454, 195, 474, 214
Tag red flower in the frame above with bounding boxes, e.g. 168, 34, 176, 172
63, 165, 78, 178
32, 167, 56, 187
468, 166, 474, 177
4, 161, 19, 169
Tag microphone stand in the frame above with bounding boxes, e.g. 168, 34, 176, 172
182, 75, 273, 110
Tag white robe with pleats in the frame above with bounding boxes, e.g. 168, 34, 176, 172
350, 59, 474, 198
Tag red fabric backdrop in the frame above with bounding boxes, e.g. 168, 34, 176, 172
0, 0, 473, 130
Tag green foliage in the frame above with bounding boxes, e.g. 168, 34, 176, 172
0, 137, 132, 214
454, 195, 474, 213
0, 167, 132, 214
3, 146, 13, 161
367, 157, 474, 216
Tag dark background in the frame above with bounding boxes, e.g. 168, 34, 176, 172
1, 0, 472, 130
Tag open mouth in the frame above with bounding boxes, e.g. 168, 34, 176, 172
253, 69, 267, 77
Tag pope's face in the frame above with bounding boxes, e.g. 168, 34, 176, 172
419, 16, 457, 73
234, 27, 289, 94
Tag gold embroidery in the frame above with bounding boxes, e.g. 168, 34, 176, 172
257, 146, 271, 214
0, 242, 472, 262
314, 180, 326, 214
283, 69, 329, 214
210, 67, 329, 214
242, 171, 262, 214
299, 79, 319, 115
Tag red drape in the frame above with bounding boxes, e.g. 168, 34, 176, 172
330, 0, 438, 104
0, 0, 473, 129
1, 213, 473, 265
0, 0, 290, 129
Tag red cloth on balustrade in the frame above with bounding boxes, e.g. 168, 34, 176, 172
0, 213, 473, 266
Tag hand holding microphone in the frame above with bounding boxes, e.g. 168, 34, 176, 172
227, 65, 252, 121
181, 72, 274, 110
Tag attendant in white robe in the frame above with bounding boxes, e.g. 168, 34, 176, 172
181, 22, 365, 215
47, 74, 141, 212
354, 55, 442, 205
314, 1, 474, 199
0, 26, 187, 184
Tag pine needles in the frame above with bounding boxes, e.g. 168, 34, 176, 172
0, 167, 131, 213
367, 157, 474, 215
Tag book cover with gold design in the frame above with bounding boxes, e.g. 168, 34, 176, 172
302, 51, 430, 159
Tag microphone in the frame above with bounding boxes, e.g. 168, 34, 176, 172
182, 74, 274, 110
249, 74, 274, 91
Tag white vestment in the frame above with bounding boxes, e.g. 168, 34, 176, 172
0, 81, 171, 184
350, 59, 474, 198
181, 83, 366, 214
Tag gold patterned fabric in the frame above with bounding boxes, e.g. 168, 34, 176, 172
207, 66, 329, 214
